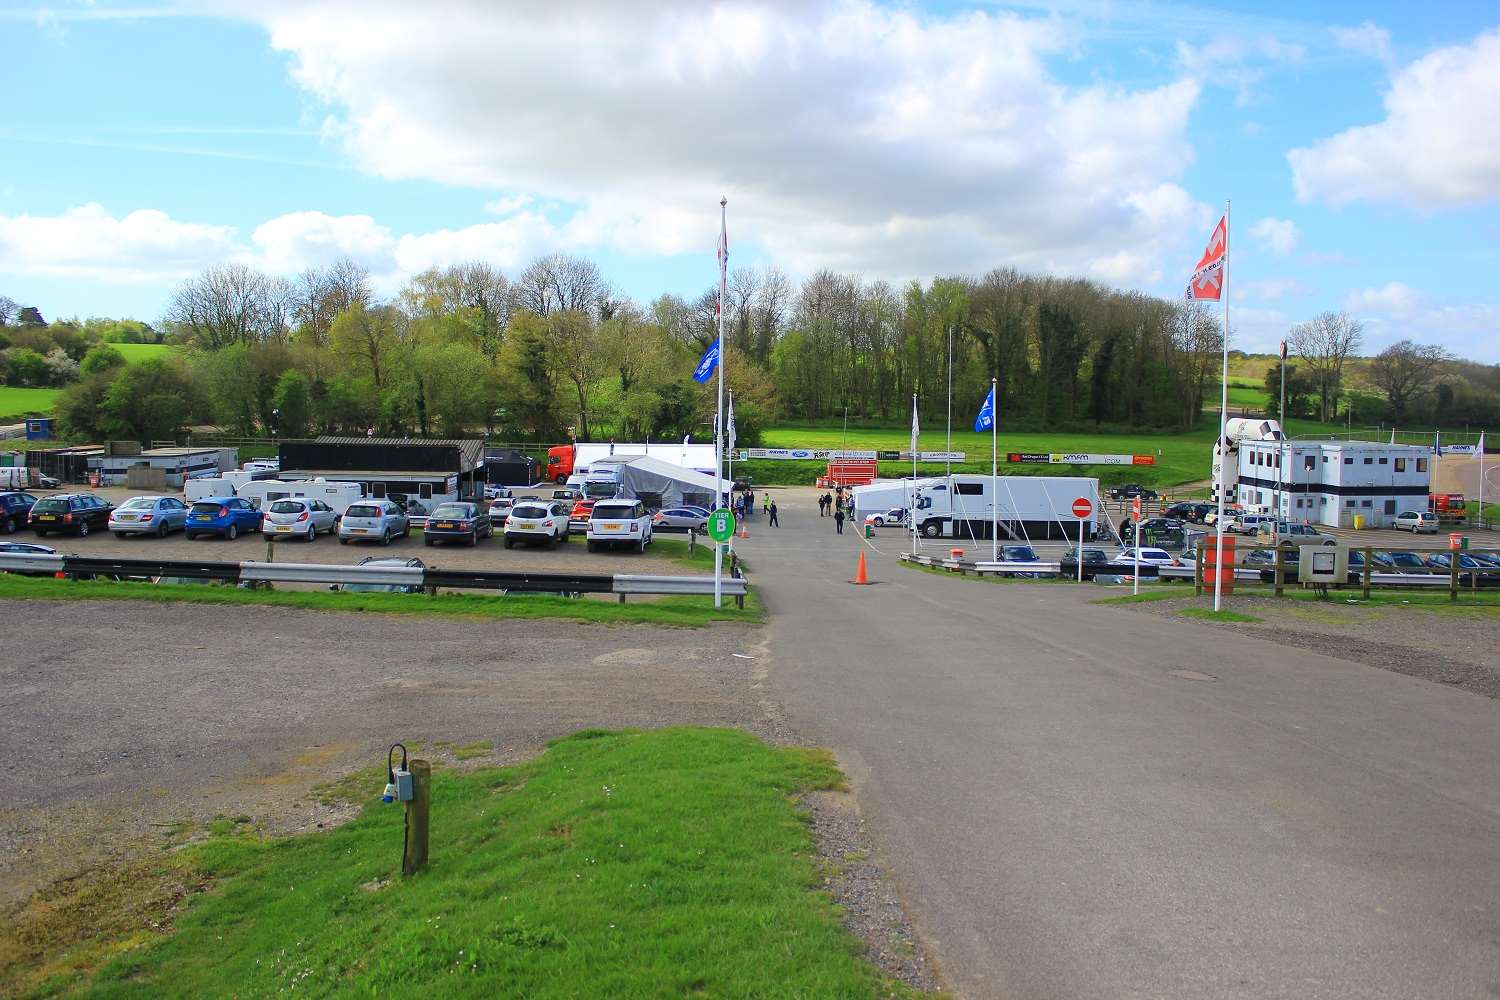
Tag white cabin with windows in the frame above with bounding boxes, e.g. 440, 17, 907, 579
1235, 440, 1431, 528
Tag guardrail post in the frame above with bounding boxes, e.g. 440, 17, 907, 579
1362, 546, 1373, 600
618, 593, 626, 604
1273, 547, 1285, 598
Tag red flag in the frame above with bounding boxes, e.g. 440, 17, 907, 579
1186, 215, 1226, 301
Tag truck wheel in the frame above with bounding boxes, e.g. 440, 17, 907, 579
921, 521, 942, 539
226, 524, 238, 541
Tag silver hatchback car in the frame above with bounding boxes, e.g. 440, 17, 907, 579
339, 500, 410, 545
261, 498, 338, 541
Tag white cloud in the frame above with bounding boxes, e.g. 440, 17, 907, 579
1229, 306, 1290, 354
0, 202, 237, 283
1248, 217, 1299, 255
1343, 282, 1500, 361
243, 1, 1209, 287
249, 211, 397, 274
1331, 22, 1392, 66
1175, 34, 1304, 106
1289, 29, 1500, 208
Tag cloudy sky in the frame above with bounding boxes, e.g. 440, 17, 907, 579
1, 0, 1498, 360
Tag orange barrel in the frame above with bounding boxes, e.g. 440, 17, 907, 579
1203, 534, 1236, 594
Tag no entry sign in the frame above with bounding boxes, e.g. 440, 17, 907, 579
1071, 497, 1093, 519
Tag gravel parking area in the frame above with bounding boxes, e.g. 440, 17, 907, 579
1121, 592, 1500, 699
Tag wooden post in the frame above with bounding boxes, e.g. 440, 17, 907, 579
1194, 545, 1204, 596
1273, 547, 1285, 598
266, 537, 274, 563
403, 759, 430, 876
618, 593, 626, 604
1449, 554, 1459, 602
688, 529, 696, 555
1362, 546, 1373, 600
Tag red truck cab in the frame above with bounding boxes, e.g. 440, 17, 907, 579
547, 445, 575, 484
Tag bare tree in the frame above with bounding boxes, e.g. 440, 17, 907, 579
330, 302, 405, 389
0, 295, 18, 327
451, 261, 512, 358
753, 267, 791, 362
1289, 311, 1364, 421
516, 254, 606, 318
165, 263, 291, 349
1369, 340, 1450, 423
650, 293, 695, 347
293, 257, 372, 349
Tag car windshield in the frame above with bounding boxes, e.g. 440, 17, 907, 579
512, 504, 547, 518
269, 500, 305, 514
584, 482, 617, 499
432, 505, 468, 518
346, 505, 382, 518
120, 497, 157, 509
32, 499, 68, 512
190, 502, 225, 514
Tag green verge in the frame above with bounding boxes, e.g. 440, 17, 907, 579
1091, 590, 1184, 605
10, 727, 928, 999
0, 574, 762, 627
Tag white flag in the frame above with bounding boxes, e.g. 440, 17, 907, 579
1479, 431, 1487, 455
1390, 428, 1396, 445
726, 396, 737, 451
910, 395, 920, 455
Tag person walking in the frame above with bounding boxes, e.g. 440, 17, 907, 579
768, 500, 779, 527
834, 506, 845, 535
763, 492, 770, 515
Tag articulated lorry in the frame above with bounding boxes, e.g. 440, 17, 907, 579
546, 441, 719, 483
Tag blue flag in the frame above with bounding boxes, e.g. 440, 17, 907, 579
693, 338, 720, 383
974, 384, 996, 432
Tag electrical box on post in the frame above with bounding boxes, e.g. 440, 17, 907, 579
394, 768, 414, 802
1298, 545, 1349, 585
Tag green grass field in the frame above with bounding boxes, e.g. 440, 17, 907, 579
109, 342, 179, 363
0, 386, 61, 421
0, 575, 761, 627
4, 728, 918, 999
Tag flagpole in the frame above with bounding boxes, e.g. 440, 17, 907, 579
713, 196, 726, 609
911, 392, 919, 557
1278, 340, 1286, 520
1213, 199, 1231, 612
1478, 432, 1486, 530
990, 377, 998, 563
727, 389, 735, 555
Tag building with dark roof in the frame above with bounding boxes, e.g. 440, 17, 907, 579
278, 437, 485, 506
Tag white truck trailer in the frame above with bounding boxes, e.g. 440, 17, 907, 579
867, 474, 1100, 541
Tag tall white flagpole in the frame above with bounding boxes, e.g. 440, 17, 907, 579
1213, 199, 1231, 612
713, 197, 727, 608
990, 378, 998, 563
1479, 431, 1486, 529
726, 390, 735, 555
911, 392, 919, 556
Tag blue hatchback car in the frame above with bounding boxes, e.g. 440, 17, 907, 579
185, 496, 262, 540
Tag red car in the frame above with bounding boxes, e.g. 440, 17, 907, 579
569, 499, 596, 533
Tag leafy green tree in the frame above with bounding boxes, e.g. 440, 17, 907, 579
4, 348, 48, 386
271, 369, 313, 438
43, 347, 80, 386
496, 311, 559, 440
54, 373, 114, 438
99, 359, 203, 442
80, 344, 128, 378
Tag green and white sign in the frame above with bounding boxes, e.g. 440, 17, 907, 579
707, 509, 736, 542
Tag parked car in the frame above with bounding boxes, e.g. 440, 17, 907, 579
0, 491, 40, 533
1393, 510, 1439, 534
504, 500, 571, 548
329, 556, 427, 593
653, 507, 710, 533
424, 502, 491, 546
185, 496, 262, 540
551, 487, 581, 503
338, 500, 410, 545
1123, 517, 1185, 545
402, 498, 429, 517
1163, 502, 1196, 519
1060, 547, 1112, 568
1107, 484, 1158, 501
488, 497, 517, 523
1112, 547, 1180, 568
1468, 551, 1500, 569
261, 498, 339, 542
1425, 552, 1496, 573
0, 540, 57, 575
997, 544, 1042, 577
864, 507, 908, 528
569, 499, 597, 534
483, 486, 513, 501
108, 495, 189, 538
29, 493, 114, 537
586, 499, 653, 553
1187, 503, 1216, 523
1227, 512, 1275, 534
1243, 547, 1298, 568
1271, 521, 1337, 547
1383, 550, 1431, 573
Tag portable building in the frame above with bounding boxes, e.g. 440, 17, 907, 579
1235, 439, 1430, 528
278, 437, 484, 506
484, 448, 541, 487
92, 446, 233, 489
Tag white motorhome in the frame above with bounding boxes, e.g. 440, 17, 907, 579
880, 474, 1100, 541
236, 478, 366, 515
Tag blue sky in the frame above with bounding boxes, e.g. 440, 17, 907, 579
1, 1, 1497, 361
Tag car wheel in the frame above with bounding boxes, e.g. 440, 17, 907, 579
469, 531, 478, 547
78, 521, 90, 538
227, 524, 238, 541
503, 537, 513, 549
587, 541, 598, 553
1, 517, 13, 534
114, 532, 128, 539
424, 536, 434, 546
307, 525, 317, 542
157, 520, 169, 538
1323, 539, 1336, 545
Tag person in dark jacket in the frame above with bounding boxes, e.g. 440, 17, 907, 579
768, 501, 779, 527
834, 507, 845, 534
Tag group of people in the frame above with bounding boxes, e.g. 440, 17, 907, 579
735, 489, 777, 527
820, 488, 856, 534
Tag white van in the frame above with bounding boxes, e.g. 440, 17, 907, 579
586, 499, 653, 553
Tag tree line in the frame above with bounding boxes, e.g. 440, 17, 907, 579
4, 256, 1495, 443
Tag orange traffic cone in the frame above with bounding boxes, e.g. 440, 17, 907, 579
739, 523, 749, 539
854, 549, 870, 585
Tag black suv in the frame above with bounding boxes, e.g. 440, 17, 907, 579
0, 491, 40, 533
1107, 484, 1159, 501
29, 493, 114, 537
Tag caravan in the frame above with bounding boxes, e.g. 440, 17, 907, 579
227, 478, 366, 515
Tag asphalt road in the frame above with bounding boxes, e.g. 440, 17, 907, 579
741, 487, 1500, 999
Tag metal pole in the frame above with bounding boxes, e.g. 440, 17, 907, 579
1279, 345, 1286, 519
1213, 199, 1231, 613
946, 324, 953, 481
713, 197, 726, 609
1077, 516, 1083, 583
1132, 513, 1140, 596
726, 389, 734, 556
912, 392, 918, 557
990, 377, 998, 563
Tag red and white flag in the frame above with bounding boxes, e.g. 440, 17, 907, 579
1186, 215, 1227, 301
1278, 339, 1287, 360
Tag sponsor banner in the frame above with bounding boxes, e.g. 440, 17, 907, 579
1007, 452, 1051, 464
1009, 452, 1154, 466
917, 451, 966, 462
1443, 444, 1478, 455
1132, 454, 1157, 465
741, 448, 880, 461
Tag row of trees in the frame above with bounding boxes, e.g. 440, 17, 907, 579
9, 251, 1498, 442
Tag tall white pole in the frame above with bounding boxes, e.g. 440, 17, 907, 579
1213, 199, 1231, 612
726, 389, 734, 556
1479, 434, 1486, 530
912, 392, 919, 556
713, 197, 726, 609
946, 324, 953, 481
1278, 345, 1286, 519
991, 377, 998, 563
1077, 516, 1084, 583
